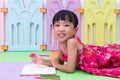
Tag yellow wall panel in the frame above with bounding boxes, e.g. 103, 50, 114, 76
83, 0, 116, 45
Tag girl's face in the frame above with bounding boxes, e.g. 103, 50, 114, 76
53, 20, 78, 43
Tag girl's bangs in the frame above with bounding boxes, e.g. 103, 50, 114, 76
54, 15, 71, 22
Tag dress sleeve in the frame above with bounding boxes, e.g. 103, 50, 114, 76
76, 37, 86, 47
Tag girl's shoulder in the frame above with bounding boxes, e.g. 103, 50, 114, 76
67, 37, 83, 44
67, 38, 78, 45
67, 37, 82, 49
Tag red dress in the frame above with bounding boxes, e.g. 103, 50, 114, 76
61, 37, 120, 78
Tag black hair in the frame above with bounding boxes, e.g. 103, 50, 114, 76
52, 10, 78, 28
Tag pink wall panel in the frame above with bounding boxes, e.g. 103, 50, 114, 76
0, 0, 5, 51
46, 0, 63, 50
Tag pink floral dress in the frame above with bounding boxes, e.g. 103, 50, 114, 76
61, 37, 120, 78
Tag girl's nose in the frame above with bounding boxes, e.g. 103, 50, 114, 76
59, 26, 65, 31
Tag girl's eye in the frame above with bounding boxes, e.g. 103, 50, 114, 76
65, 25, 70, 27
54, 24, 60, 27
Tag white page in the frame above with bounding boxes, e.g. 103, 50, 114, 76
20, 64, 56, 76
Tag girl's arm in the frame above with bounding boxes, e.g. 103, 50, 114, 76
30, 48, 64, 67
40, 58, 52, 66
30, 53, 52, 66
43, 48, 64, 66
51, 39, 78, 73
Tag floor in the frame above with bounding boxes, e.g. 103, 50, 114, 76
0, 51, 119, 80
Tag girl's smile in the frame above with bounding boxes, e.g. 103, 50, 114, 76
57, 33, 66, 38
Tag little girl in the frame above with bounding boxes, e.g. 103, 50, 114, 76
30, 10, 120, 78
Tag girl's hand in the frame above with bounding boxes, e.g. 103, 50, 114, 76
51, 58, 59, 68
29, 53, 44, 65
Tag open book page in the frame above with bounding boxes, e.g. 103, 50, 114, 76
20, 64, 56, 76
